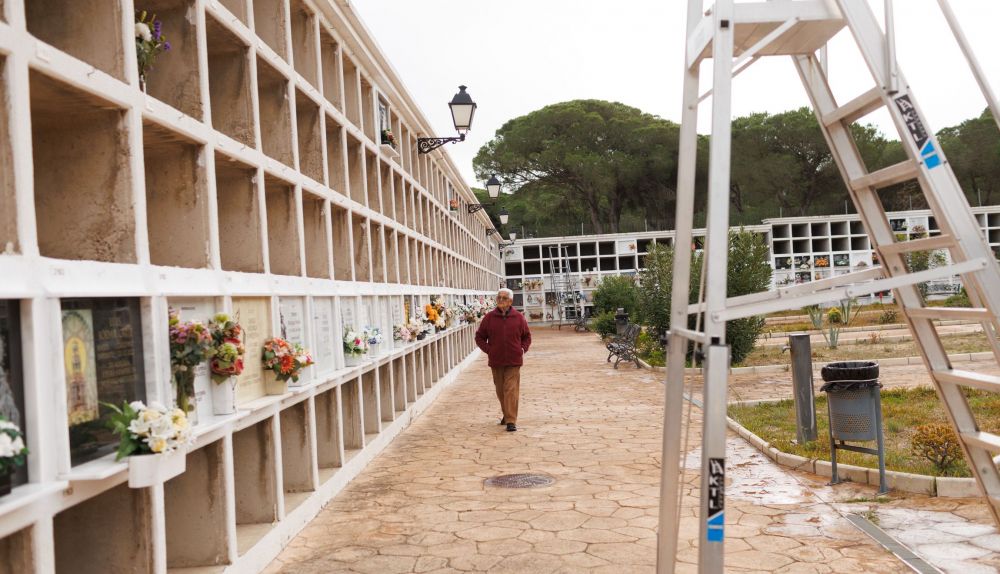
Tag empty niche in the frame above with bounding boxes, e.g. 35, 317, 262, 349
55, 484, 154, 574
370, 223, 385, 283
289, 0, 318, 86
164, 440, 229, 568
320, 32, 342, 109
379, 161, 393, 218
385, 231, 399, 283
206, 15, 254, 146
331, 205, 352, 280
325, 115, 347, 194
215, 154, 263, 272
302, 192, 330, 278
342, 56, 360, 126
252, 0, 288, 59
359, 78, 375, 141
0, 527, 34, 572
351, 214, 370, 282
143, 121, 210, 268
30, 72, 135, 263
26, 0, 125, 80
280, 401, 315, 513
340, 378, 364, 454
256, 59, 294, 166
345, 133, 364, 204
233, 419, 279, 555
361, 370, 379, 439
139, 0, 203, 118
377, 363, 393, 423
364, 151, 380, 211
0, 58, 15, 254
216, 0, 247, 25
314, 388, 343, 478
295, 90, 323, 183
264, 175, 300, 275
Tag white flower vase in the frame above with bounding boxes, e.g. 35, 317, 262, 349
211, 376, 238, 415
370, 343, 381, 356
345, 353, 364, 367
128, 450, 186, 488
193, 366, 212, 423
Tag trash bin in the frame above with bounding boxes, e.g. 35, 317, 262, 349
614, 308, 629, 335
820, 361, 887, 493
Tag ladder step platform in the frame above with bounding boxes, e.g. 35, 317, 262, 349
850, 160, 919, 191
879, 234, 956, 256
906, 307, 993, 321
823, 86, 885, 126
961, 431, 1000, 453
935, 369, 1000, 392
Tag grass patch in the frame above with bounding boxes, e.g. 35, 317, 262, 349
739, 332, 990, 367
729, 386, 1000, 477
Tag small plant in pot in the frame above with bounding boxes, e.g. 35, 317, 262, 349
342, 328, 369, 366
262, 337, 314, 385
0, 417, 27, 496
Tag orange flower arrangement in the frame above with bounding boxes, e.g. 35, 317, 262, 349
424, 304, 439, 323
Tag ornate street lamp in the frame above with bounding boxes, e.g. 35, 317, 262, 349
468, 175, 502, 213
418, 85, 477, 154
498, 207, 509, 225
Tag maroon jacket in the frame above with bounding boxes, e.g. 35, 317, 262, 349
475, 307, 532, 367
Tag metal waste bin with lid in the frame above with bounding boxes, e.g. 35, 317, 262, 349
820, 361, 887, 494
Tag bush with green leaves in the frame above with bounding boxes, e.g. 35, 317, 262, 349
635, 244, 700, 339
590, 311, 618, 338
592, 275, 638, 317
636, 330, 665, 366
944, 287, 971, 308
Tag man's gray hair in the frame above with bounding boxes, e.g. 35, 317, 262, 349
498, 288, 514, 298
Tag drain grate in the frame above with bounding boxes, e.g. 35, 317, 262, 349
485, 473, 555, 489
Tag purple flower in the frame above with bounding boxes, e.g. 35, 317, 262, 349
153, 19, 161, 40
164, 41, 171, 51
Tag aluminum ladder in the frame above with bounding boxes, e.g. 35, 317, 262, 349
547, 245, 576, 328
659, 1, 1000, 573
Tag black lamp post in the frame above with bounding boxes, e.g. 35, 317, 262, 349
468, 174, 502, 213
418, 85, 477, 154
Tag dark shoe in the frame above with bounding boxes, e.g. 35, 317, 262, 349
499, 418, 506, 425
506, 423, 517, 432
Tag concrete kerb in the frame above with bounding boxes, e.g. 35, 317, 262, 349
726, 399, 972, 498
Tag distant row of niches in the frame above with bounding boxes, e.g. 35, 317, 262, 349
24, 0, 348, 124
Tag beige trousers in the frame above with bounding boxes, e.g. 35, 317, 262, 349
491, 366, 520, 424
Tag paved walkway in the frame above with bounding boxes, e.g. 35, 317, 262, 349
264, 329, 922, 573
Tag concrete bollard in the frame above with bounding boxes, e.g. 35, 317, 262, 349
789, 333, 817, 444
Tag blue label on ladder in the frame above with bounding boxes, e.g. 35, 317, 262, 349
707, 511, 724, 542
920, 141, 941, 169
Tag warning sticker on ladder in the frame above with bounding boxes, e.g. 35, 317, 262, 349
707, 458, 725, 542
895, 95, 941, 169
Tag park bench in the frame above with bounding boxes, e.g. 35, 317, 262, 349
606, 323, 642, 369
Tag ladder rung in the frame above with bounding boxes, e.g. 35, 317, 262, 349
879, 234, 956, 256
850, 160, 919, 191
669, 327, 708, 345
962, 431, 1000, 453
906, 307, 993, 321
936, 369, 1000, 392
823, 87, 884, 126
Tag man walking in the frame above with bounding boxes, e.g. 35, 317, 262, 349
475, 288, 531, 432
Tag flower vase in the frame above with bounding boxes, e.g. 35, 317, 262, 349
173, 368, 197, 423
370, 343, 381, 356
416, 332, 426, 341
0, 471, 11, 496
128, 450, 186, 488
211, 376, 238, 415
344, 354, 364, 367
264, 372, 288, 395
139, 74, 147, 93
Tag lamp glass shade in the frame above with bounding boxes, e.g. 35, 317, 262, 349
486, 174, 501, 199
498, 208, 509, 225
449, 85, 477, 133
508, 232, 517, 241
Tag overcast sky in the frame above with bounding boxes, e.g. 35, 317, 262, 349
351, 0, 1000, 189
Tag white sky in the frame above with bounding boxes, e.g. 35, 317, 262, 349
351, 0, 1000, 189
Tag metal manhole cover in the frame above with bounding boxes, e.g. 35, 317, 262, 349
484, 473, 555, 488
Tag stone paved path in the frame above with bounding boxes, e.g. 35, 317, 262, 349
264, 328, 914, 573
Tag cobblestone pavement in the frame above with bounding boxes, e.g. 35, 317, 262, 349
266, 328, 914, 573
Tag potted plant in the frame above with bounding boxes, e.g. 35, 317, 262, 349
262, 337, 314, 391
393, 323, 414, 345
365, 326, 384, 355
105, 400, 191, 488
168, 309, 214, 418
135, 11, 170, 91
0, 418, 27, 496
380, 128, 397, 148
208, 314, 244, 415
343, 328, 368, 366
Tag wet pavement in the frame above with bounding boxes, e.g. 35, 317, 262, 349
264, 328, 1000, 573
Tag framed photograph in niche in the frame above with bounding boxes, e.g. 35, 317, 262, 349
232, 297, 271, 405
61, 298, 146, 466
0, 300, 27, 485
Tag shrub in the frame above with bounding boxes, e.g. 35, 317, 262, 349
591, 311, 617, 338
826, 307, 843, 324
944, 287, 971, 308
635, 244, 700, 339
911, 423, 963, 474
877, 308, 898, 324
726, 229, 772, 364
593, 275, 638, 317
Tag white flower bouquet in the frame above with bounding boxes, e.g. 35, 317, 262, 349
105, 400, 192, 460
0, 417, 27, 480
364, 326, 384, 346
343, 328, 369, 357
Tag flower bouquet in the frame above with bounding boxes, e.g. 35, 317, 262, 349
409, 317, 427, 340
168, 309, 214, 416
393, 323, 415, 344
423, 304, 439, 335
448, 197, 460, 212
208, 313, 244, 415
262, 337, 314, 388
365, 326, 384, 355
135, 11, 171, 88
106, 400, 191, 487
381, 128, 397, 148
343, 328, 369, 366
0, 417, 27, 496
